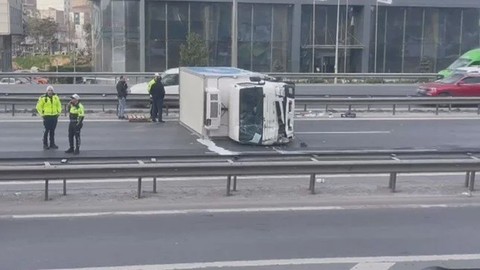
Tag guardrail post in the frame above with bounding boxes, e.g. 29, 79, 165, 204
63, 179, 67, 196
44, 180, 49, 201
389, 173, 397, 192
64, 104, 68, 116
11, 104, 15, 116
435, 105, 439, 115
309, 174, 316, 194
137, 177, 142, 198
102, 104, 105, 112
226, 175, 232, 196
392, 104, 396, 115
153, 177, 157, 193
408, 105, 411, 112
304, 104, 307, 112
465, 172, 471, 187
477, 105, 480, 115
233, 176, 237, 191
469, 171, 476, 192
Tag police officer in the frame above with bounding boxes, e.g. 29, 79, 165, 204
116, 76, 128, 119
36, 85, 62, 150
65, 94, 84, 155
147, 73, 165, 123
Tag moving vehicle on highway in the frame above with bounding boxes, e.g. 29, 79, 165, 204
452, 66, 480, 75
129, 68, 179, 96
418, 73, 480, 96
438, 48, 480, 79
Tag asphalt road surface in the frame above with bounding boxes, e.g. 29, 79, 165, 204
1, 117, 479, 159
1, 205, 480, 270
0, 84, 419, 97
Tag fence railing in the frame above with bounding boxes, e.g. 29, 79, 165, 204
0, 95, 178, 116
296, 97, 480, 115
0, 155, 479, 200
2, 96, 480, 116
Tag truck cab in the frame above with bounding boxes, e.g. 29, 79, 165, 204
228, 78, 295, 145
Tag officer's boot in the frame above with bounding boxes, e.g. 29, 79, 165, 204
74, 139, 80, 155
43, 133, 49, 150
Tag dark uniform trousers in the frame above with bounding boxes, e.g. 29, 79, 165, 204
151, 97, 164, 121
43, 116, 58, 146
68, 121, 83, 149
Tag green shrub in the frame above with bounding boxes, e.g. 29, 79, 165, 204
14, 55, 51, 70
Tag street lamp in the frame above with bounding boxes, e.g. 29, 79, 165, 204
231, 0, 238, 67
374, 0, 393, 72
312, 0, 327, 73
334, 0, 340, 83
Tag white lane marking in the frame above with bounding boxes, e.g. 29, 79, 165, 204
40, 253, 480, 270
2, 116, 480, 124
274, 148, 438, 154
196, 138, 239, 155
351, 262, 396, 270
1, 206, 343, 219
0, 172, 466, 185
0, 119, 174, 123
296, 131, 390, 134
296, 117, 480, 121
3, 203, 480, 220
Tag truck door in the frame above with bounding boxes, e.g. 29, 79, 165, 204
238, 86, 264, 144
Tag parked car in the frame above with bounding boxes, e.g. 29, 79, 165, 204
129, 68, 179, 96
418, 73, 480, 96
14, 70, 49, 84
0, 77, 32, 84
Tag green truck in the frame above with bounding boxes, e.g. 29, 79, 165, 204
438, 48, 480, 79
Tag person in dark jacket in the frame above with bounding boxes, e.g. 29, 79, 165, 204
116, 76, 128, 119
147, 73, 166, 122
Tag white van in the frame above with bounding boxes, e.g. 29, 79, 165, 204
129, 68, 179, 96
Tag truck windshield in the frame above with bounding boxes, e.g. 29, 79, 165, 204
447, 58, 471, 70
239, 87, 264, 144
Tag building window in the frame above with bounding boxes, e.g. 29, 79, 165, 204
238, 3, 292, 72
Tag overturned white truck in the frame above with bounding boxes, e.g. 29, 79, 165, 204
179, 67, 295, 145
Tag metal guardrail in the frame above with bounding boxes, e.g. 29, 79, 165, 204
2, 96, 480, 116
296, 97, 480, 115
268, 72, 438, 79
0, 154, 479, 200
0, 95, 178, 116
0, 72, 439, 85
0, 72, 439, 77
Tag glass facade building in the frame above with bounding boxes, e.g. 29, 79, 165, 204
92, 0, 480, 73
